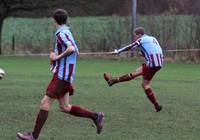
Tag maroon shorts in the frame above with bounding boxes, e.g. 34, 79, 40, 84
46, 74, 74, 99
142, 64, 161, 81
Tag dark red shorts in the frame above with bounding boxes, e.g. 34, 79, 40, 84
46, 74, 74, 99
142, 64, 161, 81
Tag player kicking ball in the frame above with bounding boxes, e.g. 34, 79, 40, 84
104, 27, 163, 112
17, 9, 104, 140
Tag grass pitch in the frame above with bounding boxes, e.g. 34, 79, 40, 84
0, 57, 200, 140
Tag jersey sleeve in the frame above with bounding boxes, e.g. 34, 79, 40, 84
57, 32, 73, 48
135, 38, 141, 46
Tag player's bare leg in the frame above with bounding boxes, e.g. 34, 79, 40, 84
104, 66, 143, 86
17, 95, 54, 140
59, 93, 104, 134
142, 79, 162, 112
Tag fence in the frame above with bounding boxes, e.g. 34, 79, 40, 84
2, 15, 200, 62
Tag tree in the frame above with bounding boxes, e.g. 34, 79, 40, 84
1, 0, 41, 54
0, 0, 130, 55
0, 0, 82, 55
137, 0, 169, 15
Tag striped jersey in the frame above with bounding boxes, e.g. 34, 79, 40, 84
51, 25, 78, 83
137, 34, 163, 67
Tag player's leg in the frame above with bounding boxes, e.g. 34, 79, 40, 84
58, 93, 104, 134
142, 79, 162, 112
58, 92, 98, 119
32, 95, 54, 138
103, 66, 143, 86
141, 64, 162, 112
17, 95, 54, 140
17, 74, 58, 140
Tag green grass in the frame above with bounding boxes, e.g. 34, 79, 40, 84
0, 57, 200, 140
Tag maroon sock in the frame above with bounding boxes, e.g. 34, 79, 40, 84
69, 105, 97, 120
32, 109, 48, 139
145, 88, 159, 107
118, 73, 135, 82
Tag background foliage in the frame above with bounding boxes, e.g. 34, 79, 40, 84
1, 0, 200, 61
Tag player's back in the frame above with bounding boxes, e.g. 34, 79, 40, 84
139, 34, 163, 67
51, 25, 78, 82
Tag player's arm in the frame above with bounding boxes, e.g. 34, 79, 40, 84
57, 45, 75, 59
113, 40, 140, 55
50, 32, 75, 61
50, 45, 75, 61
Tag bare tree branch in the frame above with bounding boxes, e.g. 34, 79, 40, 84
8, 1, 80, 13
2, 0, 11, 9
9, 5, 47, 12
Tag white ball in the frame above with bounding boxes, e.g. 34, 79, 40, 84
0, 68, 5, 79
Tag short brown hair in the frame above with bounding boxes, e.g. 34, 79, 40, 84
53, 9, 68, 25
134, 27, 145, 35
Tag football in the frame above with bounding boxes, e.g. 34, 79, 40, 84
0, 68, 5, 79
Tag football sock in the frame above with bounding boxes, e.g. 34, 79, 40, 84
145, 88, 159, 107
69, 105, 97, 120
117, 73, 135, 82
32, 109, 49, 139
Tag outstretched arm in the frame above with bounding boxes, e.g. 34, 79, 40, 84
113, 40, 140, 54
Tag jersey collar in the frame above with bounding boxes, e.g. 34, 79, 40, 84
55, 25, 69, 36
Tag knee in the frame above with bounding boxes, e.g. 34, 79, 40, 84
141, 83, 151, 91
40, 100, 50, 111
141, 83, 146, 89
129, 72, 136, 80
60, 104, 71, 113
141, 83, 152, 95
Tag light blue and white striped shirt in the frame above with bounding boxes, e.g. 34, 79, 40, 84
51, 25, 78, 83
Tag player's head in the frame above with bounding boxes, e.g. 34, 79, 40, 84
133, 27, 145, 40
53, 9, 68, 25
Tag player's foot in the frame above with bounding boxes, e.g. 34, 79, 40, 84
17, 132, 37, 140
155, 105, 162, 112
103, 73, 115, 86
93, 112, 104, 134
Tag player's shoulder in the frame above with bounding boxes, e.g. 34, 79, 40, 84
63, 28, 73, 37
141, 34, 154, 39
60, 29, 69, 35
58, 25, 69, 33
57, 30, 72, 39
141, 34, 157, 42
140, 34, 148, 42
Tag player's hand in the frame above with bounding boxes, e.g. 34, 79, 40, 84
111, 49, 119, 55
49, 52, 58, 62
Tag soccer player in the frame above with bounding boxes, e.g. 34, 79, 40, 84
104, 27, 163, 112
17, 9, 104, 140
